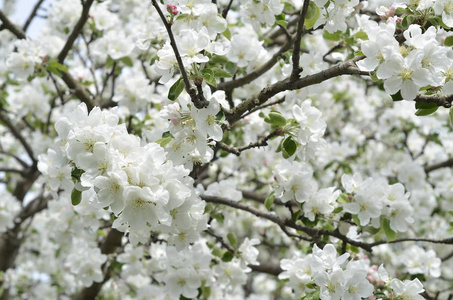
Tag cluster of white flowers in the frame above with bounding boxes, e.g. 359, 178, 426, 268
38, 103, 207, 247
291, 99, 327, 161
358, 19, 451, 100
314, 0, 360, 33
65, 241, 107, 287
239, 0, 284, 31
280, 244, 374, 299
112, 72, 156, 114
5, 39, 46, 80
273, 159, 318, 203
159, 89, 225, 170
395, 245, 441, 278
342, 173, 414, 232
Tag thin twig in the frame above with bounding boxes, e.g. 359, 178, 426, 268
221, 0, 234, 18
0, 150, 29, 168
57, 0, 95, 63
290, 0, 310, 81
217, 40, 292, 91
0, 112, 35, 162
22, 0, 45, 32
151, 0, 208, 108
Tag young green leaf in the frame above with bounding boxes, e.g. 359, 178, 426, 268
71, 188, 82, 206
168, 77, 185, 101
227, 232, 237, 248
282, 136, 297, 159
264, 191, 275, 211
415, 106, 438, 116
382, 218, 397, 242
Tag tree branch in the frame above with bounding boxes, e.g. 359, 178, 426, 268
201, 194, 374, 252
425, 158, 453, 173
414, 93, 453, 108
57, 0, 94, 63
225, 56, 366, 124
290, 0, 310, 81
0, 10, 26, 39
151, 0, 208, 109
217, 40, 292, 91
22, 0, 45, 32
0, 111, 35, 162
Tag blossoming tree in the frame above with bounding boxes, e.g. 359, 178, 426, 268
1, 0, 453, 299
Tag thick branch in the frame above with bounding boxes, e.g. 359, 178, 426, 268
414, 93, 453, 108
290, 0, 310, 81
425, 158, 453, 173
0, 10, 27, 39
225, 57, 366, 124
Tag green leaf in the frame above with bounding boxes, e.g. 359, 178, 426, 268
391, 91, 403, 101
382, 218, 397, 242
282, 136, 297, 159
264, 111, 286, 126
323, 30, 341, 41
168, 77, 185, 101
222, 251, 234, 262
155, 136, 173, 147
415, 102, 438, 109
201, 69, 216, 87
264, 191, 275, 211
209, 55, 229, 64
225, 62, 237, 76
46, 59, 69, 77
211, 67, 232, 78
222, 27, 231, 40
71, 188, 82, 206
211, 247, 223, 257
121, 56, 133, 67
337, 193, 350, 204
276, 20, 288, 28
415, 106, 438, 116
354, 31, 368, 40
305, 2, 320, 30
227, 232, 237, 248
